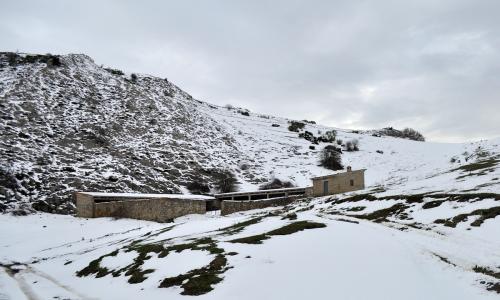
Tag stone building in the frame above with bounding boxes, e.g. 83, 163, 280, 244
75, 192, 215, 222
311, 166, 366, 196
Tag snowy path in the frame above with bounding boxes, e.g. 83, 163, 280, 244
0, 212, 497, 300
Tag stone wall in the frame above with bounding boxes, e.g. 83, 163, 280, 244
312, 169, 365, 196
221, 196, 302, 216
75, 192, 94, 218
93, 198, 206, 222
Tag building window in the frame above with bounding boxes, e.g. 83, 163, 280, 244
350, 179, 354, 186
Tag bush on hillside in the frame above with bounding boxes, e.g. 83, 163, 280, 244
213, 170, 238, 193
187, 179, 210, 194
379, 127, 425, 142
130, 73, 138, 83
321, 130, 337, 143
402, 128, 425, 142
345, 139, 359, 151
320, 145, 343, 170
288, 121, 306, 132
104, 68, 124, 76
298, 131, 318, 144
259, 178, 295, 190
238, 109, 250, 116
5, 53, 61, 67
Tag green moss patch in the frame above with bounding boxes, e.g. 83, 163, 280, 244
354, 203, 409, 223
230, 221, 327, 244
337, 192, 500, 206
77, 237, 226, 285
219, 217, 264, 235
452, 157, 499, 173
345, 206, 366, 212
422, 200, 444, 209
434, 206, 500, 228
267, 221, 326, 235
159, 254, 229, 295
76, 249, 119, 278
230, 234, 269, 244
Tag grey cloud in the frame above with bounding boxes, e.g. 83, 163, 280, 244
1, 0, 499, 142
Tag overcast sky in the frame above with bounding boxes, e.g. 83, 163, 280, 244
2, 0, 499, 142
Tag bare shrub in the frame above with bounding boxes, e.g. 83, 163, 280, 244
401, 128, 425, 142
345, 139, 359, 151
321, 130, 337, 143
288, 121, 305, 132
213, 170, 238, 193
187, 179, 210, 194
130, 73, 138, 83
259, 178, 295, 190
320, 145, 343, 170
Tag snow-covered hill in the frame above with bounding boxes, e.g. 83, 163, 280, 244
0, 51, 499, 299
1, 52, 499, 215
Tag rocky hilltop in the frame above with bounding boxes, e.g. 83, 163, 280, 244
0, 52, 248, 213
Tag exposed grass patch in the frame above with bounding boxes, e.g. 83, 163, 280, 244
452, 157, 499, 173
345, 206, 365, 212
219, 217, 263, 235
334, 218, 359, 224
354, 203, 409, 223
230, 221, 326, 244
432, 253, 456, 267
474, 265, 500, 292
422, 200, 444, 209
267, 221, 326, 235
485, 282, 500, 293
77, 237, 226, 285
230, 234, 269, 244
281, 212, 298, 220
338, 192, 500, 205
434, 206, 500, 228
76, 249, 118, 278
159, 254, 229, 295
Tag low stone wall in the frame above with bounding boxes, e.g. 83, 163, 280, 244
93, 198, 206, 222
221, 196, 302, 216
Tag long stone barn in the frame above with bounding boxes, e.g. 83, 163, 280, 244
75, 192, 216, 222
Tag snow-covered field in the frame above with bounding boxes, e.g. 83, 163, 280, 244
1, 193, 499, 300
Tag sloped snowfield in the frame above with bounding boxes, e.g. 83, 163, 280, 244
1, 185, 499, 299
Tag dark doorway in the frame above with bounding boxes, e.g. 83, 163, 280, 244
323, 180, 329, 195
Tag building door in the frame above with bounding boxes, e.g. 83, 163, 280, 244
323, 180, 329, 195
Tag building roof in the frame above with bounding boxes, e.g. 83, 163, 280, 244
311, 169, 366, 181
76, 192, 215, 201
214, 187, 307, 197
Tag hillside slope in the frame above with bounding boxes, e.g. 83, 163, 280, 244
0, 51, 499, 299
2, 52, 498, 215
